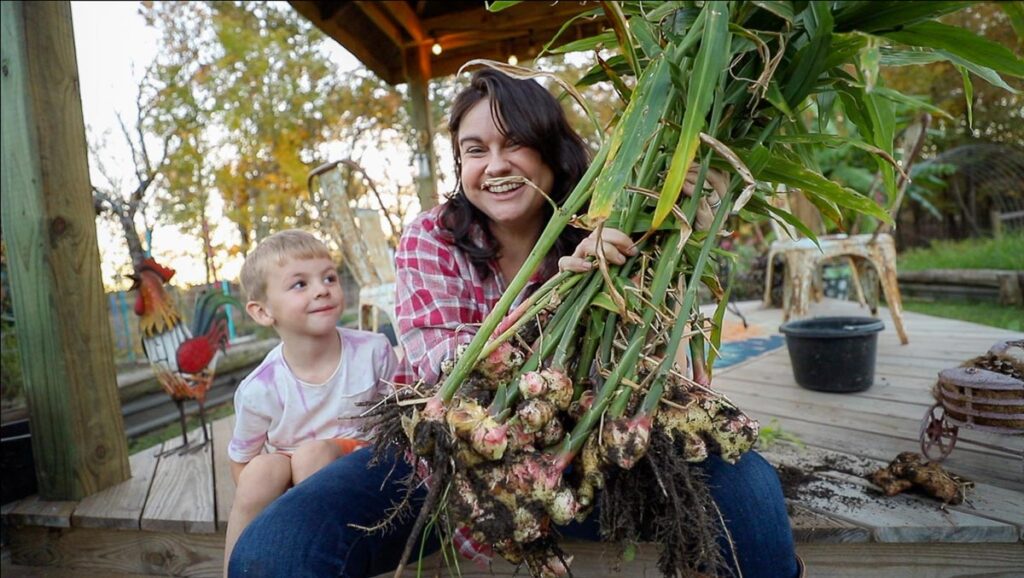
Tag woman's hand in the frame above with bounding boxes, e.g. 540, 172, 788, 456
684, 165, 729, 231
558, 227, 637, 273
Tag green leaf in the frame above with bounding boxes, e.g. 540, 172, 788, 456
805, 1, 835, 40
782, 6, 833, 108
602, 1, 640, 76
879, 46, 946, 66
825, 32, 869, 70
591, 278, 640, 313
859, 35, 882, 92
653, 2, 729, 231
588, 57, 673, 222
577, 54, 632, 86
706, 281, 731, 372
940, 50, 1019, 94
549, 31, 618, 54
878, 47, 1018, 93
537, 7, 606, 59
959, 65, 974, 130
803, 191, 844, 228
1003, 2, 1024, 42
773, 133, 900, 172
883, 21, 1024, 79
597, 53, 634, 103
740, 147, 893, 224
630, 14, 663, 59
660, 6, 701, 41
646, 2, 687, 23
870, 86, 953, 119
863, 90, 896, 199
816, 92, 837, 133
746, 196, 821, 246
833, 1, 969, 34
838, 80, 951, 120
765, 81, 796, 119
486, 1, 521, 12
591, 292, 619, 313
750, 1, 794, 23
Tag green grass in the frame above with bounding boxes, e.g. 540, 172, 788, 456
756, 418, 805, 449
902, 298, 1023, 332
898, 234, 1024, 271
128, 402, 235, 454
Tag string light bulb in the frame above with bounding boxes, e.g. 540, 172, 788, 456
507, 54, 518, 66
431, 42, 442, 56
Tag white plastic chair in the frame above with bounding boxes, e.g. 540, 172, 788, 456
762, 114, 931, 345
308, 161, 397, 333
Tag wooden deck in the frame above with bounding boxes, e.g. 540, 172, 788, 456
3, 299, 1022, 576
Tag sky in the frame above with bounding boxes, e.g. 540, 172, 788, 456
70, 1, 368, 290
71, 1, 568, 291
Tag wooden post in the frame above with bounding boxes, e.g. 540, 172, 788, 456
406, 43, 438, 210
0, 1, 130, 499
990, 209, 1003, 238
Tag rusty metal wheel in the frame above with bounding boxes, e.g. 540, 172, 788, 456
920, 403, 958, 461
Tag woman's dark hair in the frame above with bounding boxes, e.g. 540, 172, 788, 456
441, 68, 590, 279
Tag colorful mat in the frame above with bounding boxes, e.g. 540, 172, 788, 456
715, 334, 786, 369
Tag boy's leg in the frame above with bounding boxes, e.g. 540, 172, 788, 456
229, 447, 438, 578
224, 453, 292, 576
290, 438, 370, 485
290, 439, 343, 485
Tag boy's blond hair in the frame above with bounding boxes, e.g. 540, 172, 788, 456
240, 230, 333, 302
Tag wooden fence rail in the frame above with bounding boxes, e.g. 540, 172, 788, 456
898, 268, 1024, 305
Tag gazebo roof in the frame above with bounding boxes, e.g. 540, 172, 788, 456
289, 1, 607, 84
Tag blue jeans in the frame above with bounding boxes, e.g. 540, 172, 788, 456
229, 448, 797, 578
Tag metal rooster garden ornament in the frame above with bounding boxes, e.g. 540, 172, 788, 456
131, 258, 239, 454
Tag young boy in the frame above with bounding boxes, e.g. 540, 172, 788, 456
224, 229, 397, 572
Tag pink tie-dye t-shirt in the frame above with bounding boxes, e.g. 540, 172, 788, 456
227, 328, 397, 463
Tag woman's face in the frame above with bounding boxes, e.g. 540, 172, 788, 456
457, 98, 554, 233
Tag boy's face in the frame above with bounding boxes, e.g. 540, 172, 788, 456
246, 256, 344, 342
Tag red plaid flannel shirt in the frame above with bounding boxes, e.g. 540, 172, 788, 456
394, 206, 550, 566
395, 206, 548, 385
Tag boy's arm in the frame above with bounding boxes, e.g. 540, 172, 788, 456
228, 378, 272, 466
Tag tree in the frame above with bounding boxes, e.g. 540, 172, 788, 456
90, 68, 178, 272
141, 1, 415, 258
882, 3, 1024, 152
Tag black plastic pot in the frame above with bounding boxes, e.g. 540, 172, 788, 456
779, 316, 884, 393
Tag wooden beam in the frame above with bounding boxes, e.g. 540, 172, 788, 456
420, 2, 601, 37
797, 543, 1024, 576
72, 447, 160, 530
381, 0, 425, 42
141, 426, 216, 534
7, 525, 224, 576
430, 21, 607, 78
405, 42, 438, 209
290, 1, 402, 84
353, 1, 406, 49
212, 415, 236, 532
0, 1, 130, 500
